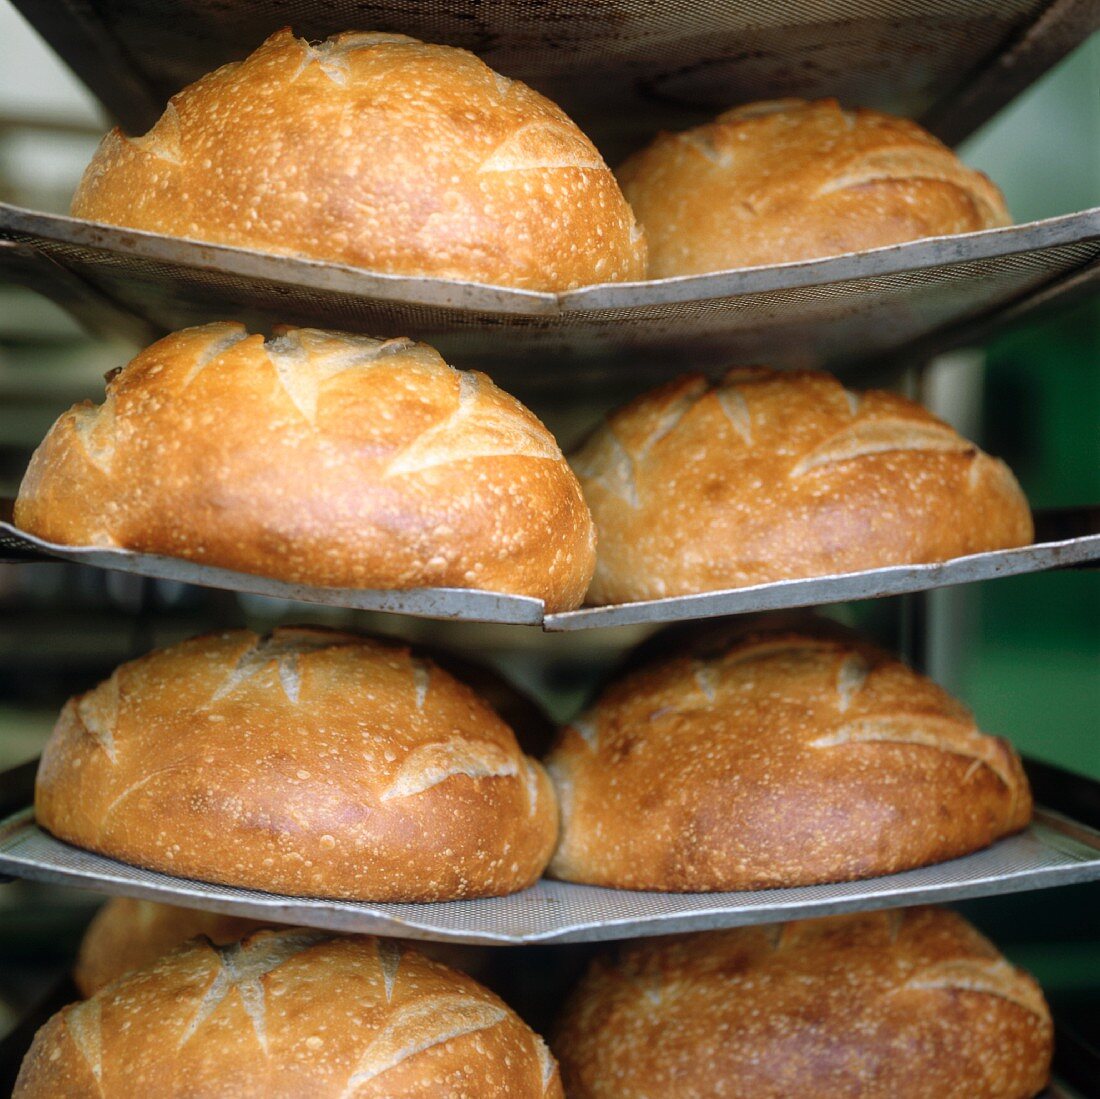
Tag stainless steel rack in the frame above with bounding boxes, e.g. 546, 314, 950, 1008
0, 0, 1096, 1086
2, 508, 1096, 629
3, 203, 1100, 386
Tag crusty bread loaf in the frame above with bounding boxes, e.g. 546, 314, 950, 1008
71, 27, 644, 291
73, 899, 492, 997
554, 907, 1052, 1099
618, 98, 1008, 276
73, 899, 267, 998
545, 626, 1031, 891
36, 627, 559, 902
572, 368, 1032, 604
18, 928, 563, 1098
14, 323, 596, 611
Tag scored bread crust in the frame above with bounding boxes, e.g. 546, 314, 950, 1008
72, 898, 493, 998
18, 930, 564, 1098
71, 28, 645, 291
545, 628, 1031, 891
572, 367, 1032, 605
553, 908, 1052, 1099
618, 97, 1009, 276
14, 322, 596, 612
73, 899, 268, 999
35, 627, 559, 902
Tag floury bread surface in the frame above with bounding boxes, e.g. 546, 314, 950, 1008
71, 28, 645, 290
554, 908, 1052, 1099
73, 898, 492, 996
572, 367, 1032, 604
36, 628, 558, 901
546, 626, 1031, 891
619, 97, 1008, 276
18, 930, 563, 1097
15, 323, 596, 611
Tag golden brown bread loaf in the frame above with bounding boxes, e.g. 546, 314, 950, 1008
572, 368, 1032, 604
618, 97, 1009, 276
73, 899, 268, 998
73, 899, 492, 997
19, 928, 564, 1098
553, 907, 1052, 1099
14, 323, 596, 611
71, 28, 645, 291
36, 627, 558, 902
545, 626, 1031, 891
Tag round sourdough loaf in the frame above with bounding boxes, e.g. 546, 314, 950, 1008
73, 899, 268, 998
35, 627, 559, 901
553, 908, 1052, 1099
14, 323, 596, 611
73, 899, 493, 997
70, 28, 645, 291
545, 627, 1031, 891
18, 929, 564, 1098
618, 97, 1008, 276
572, 367, 1032, 604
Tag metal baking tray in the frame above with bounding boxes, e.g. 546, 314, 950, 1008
3, 203, 1100, 387
2, 759, 1100, 945
10, 0, 1098, 162
2, 507, 1097, 630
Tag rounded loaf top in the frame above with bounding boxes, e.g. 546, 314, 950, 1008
553, 907, 1052, 1099
18, 929, 564, 1098
71, 28, 646, 291
545, 626, 1031, 891
35, 627, 560, 902
14, 322, 597, 611
572, 367, 1032, 604
618, 97, 1009, 277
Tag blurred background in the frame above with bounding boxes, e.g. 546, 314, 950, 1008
0, 0, 1096, 1079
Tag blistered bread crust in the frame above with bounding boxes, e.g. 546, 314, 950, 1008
546, 629, 1031, 891
572, 368, 1032, 604
72, 28, 645, 290
554, 908, 1051, 1099
73, 899, 269, 998
19, 930, 564, 1098
14, 322, 596, 611
618, 97, 1009, 276
35, 628, 559, 902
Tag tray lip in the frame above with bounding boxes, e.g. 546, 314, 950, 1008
3, 201, 1100, 318
3, 755, 1100, 947
3, 518, 1098, 630
2, 807, 1099, 945
0, 520, 546, 624
544, 530, 1100, 629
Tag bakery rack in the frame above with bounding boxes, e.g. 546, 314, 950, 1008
0, 0, 1098, 1090
1, 504, 1097, 629
3, 198, 1100, 392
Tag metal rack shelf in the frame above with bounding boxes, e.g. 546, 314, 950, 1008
10, 0, 1099, 163
2, 507, 1096, 629
3, 204, 1099, 386
2, 759, 1099, 946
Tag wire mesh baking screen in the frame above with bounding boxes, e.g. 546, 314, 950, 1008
13, 0, 1094, 158
3, 517, 1098, 630
1, 809, 1097, 944
3, 205, 1099, 390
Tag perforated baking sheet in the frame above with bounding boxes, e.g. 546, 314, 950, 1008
2, 512, 1097, 630
11, 0, 1098, 160
1, 806, 1098, 945
3, 203, 1100, 386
